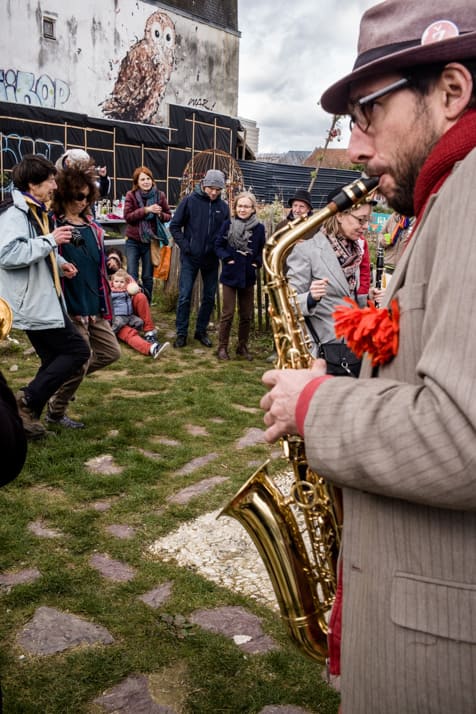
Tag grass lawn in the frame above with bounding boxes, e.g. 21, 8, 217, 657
0, 292, 340, 714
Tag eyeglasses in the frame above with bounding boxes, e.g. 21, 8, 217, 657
74, 192, 90, 202
348, 77, 410, 133
349, 213, 369, 227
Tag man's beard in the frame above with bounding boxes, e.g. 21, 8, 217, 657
384, 101, 440, 216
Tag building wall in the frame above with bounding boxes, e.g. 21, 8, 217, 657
158, 0, 238, 31
1, 0, 239, 127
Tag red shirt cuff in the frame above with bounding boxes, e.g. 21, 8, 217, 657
295, 375, 333, 435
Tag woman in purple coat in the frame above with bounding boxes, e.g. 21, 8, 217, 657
123, 166, 171, 302
215, 192, 265, 361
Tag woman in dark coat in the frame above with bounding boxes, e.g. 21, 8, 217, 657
215, 192, 265, 361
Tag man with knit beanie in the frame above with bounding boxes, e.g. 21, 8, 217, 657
260, 2, 476, 712
170, 169, 229, 348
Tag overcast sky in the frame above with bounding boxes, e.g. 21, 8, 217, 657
237, 0, 377, 154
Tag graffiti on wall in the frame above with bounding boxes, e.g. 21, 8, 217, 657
101, 11, 176, 124
1, 131, 65, 173
187, 97, 216, 112
0, 69, 70, 108
0, 132, 66, 193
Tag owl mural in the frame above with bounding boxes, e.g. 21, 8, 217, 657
101, 11, 176, 124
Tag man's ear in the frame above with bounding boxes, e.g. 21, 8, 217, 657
438, 63, 474, 119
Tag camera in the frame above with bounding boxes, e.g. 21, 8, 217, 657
70, 228, 85, 247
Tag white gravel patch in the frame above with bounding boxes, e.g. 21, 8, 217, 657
148, 508, 279, 610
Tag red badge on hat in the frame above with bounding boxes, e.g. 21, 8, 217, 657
421, 20, 459, 45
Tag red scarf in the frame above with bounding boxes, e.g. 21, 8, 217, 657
414, 108, 476, 224
333, 109, 476, 368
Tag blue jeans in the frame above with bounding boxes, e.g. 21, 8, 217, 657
125, 239, 153, 302
176, 256, 219, 336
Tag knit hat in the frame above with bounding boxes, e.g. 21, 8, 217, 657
321, 1, 476, 114
288, 188, 313, 209
202, 170, 226, 189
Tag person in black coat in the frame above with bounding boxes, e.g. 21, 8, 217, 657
169, 170, 230, 348
0, 370, 26, 486
0, 367, 26, 712
215, 192, 265, 361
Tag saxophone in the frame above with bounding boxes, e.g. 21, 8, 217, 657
219, 176, 379, 663
0, 297, 13, 340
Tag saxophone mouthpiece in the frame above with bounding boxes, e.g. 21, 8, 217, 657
330, 176, 379, 212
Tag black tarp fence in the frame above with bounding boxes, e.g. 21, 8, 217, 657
0, 101, 240, 205
0, 100, 361, 208
238, 161, 361, 209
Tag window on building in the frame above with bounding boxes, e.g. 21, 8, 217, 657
43, 16, 56, 40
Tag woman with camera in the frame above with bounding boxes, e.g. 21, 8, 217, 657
47, 165, 121, 429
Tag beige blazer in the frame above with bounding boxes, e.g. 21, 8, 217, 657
304, 148, 476, 714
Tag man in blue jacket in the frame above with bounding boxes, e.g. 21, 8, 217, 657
169, 169, 229, 348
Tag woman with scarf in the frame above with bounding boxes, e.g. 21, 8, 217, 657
286, 190, 373, 377
215, 192, 265, 361
123, 166, 171, 303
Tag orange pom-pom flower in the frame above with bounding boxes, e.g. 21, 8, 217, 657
332, 298, 400, 367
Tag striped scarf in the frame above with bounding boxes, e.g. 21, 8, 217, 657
324, 227, 362, 293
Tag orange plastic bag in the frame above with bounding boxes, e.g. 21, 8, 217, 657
154, 245, 172, 280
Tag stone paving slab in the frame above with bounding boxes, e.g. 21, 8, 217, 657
136, 448, 163, 461
93, 661, 189, 713
89, 553, 136, 582
190, 605, 279, 654
166, 476, 228, 505
174, 452, 219, 476
93, 673, 176, 713
27, 520, 63, 538
235, 427, 267, 449
184, 423, 208, 437
91, 499, 114, 512
152, 437, 180, 447
17, 606, 114, 655
105, 524, 137, 540
138, 582, 174, 609
0, 567, 41, 588
85, 454, 124, 475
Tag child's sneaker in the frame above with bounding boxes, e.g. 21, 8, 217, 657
144, 330, 158, 343
150, 341, 170, 359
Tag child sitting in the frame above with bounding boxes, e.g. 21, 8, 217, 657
109, 269, 169, 359
110, 270, 144, 333
106, 250, 159, 343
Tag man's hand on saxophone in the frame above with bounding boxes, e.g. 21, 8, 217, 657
260, 360, 327, 443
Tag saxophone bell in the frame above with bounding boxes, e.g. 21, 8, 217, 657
0, 297, 13, 340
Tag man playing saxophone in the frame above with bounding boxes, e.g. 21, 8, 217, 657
260, 2, 476, 713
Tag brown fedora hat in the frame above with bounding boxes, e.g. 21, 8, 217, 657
321, 1, 476, 115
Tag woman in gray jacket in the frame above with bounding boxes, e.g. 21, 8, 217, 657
286, 195, 373, 376
0, 155, 90, 439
